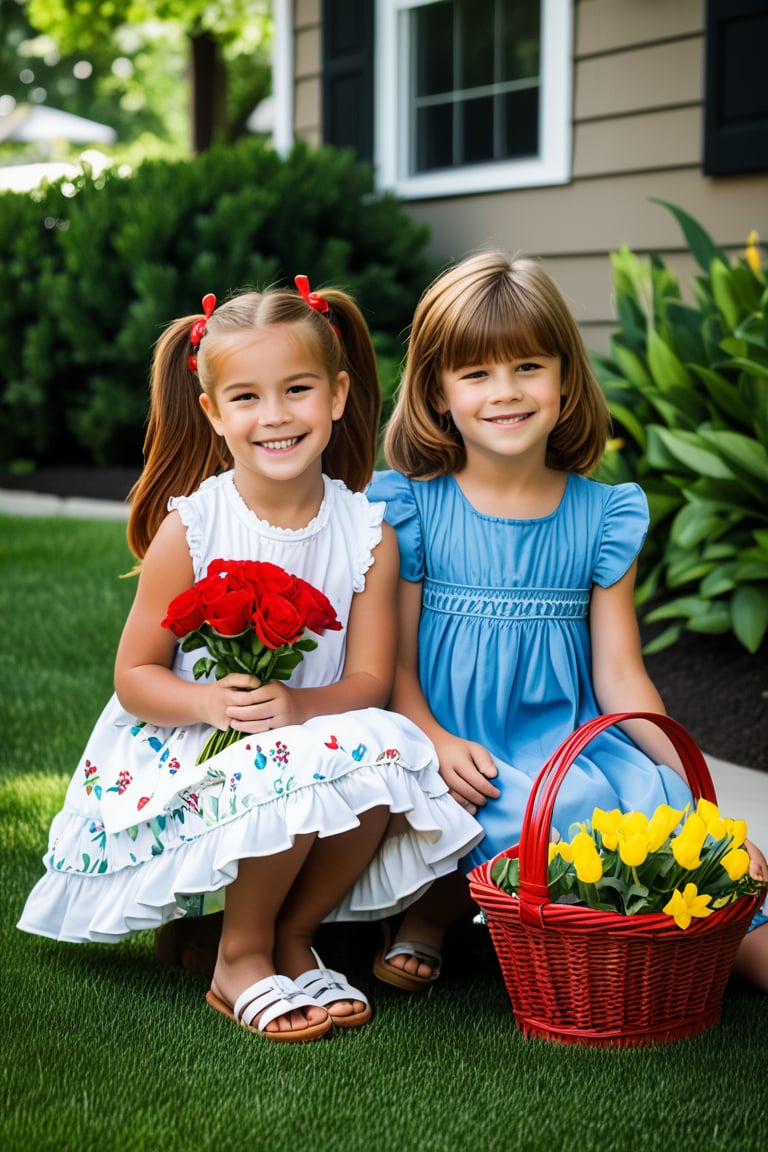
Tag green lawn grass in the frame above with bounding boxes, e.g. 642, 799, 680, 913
1, 514, 765, 1152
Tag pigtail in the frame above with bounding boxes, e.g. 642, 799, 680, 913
126, 317, 231, 560
322, 290, 381, 492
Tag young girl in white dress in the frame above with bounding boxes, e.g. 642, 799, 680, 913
18, 277, 482, 1040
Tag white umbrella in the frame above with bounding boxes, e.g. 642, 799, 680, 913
0, 103, 116, 145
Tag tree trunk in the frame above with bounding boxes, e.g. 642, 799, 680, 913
190, 30, 226, 153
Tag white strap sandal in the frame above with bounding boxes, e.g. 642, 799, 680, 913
294, 949, 372, 1028
206, 974, 333, 1042
373, 928, 443, 992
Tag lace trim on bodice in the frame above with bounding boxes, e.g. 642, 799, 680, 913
422, 579, 590, 620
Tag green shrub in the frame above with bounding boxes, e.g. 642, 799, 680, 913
0, 139, 433, 469
592, 200, 768, 654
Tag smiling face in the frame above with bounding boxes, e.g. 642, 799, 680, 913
199, 324, 349, 489
437, 353, 564, 470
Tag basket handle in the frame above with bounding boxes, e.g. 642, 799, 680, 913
517, 712, 715, 922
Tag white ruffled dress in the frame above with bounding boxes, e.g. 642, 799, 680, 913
18, 472, 483, 943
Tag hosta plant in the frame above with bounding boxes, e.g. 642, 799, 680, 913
592, 201, 768, 653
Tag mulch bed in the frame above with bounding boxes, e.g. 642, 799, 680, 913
3, 467, 765, 772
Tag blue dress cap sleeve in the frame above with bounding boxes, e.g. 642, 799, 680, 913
367, 470, 424, 582
593, 482, 649, 588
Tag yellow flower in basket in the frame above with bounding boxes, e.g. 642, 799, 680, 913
721, 847, 750, 882
491, 798, 762, 929
663, 883, 714, 929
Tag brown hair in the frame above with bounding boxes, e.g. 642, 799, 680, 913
383, 251, 610, 479
127, 285, 381, 559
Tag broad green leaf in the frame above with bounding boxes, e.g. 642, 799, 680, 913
666, 558, 716, 587
644, 596, 710, 622
641, 624, 681, 654
730, 585, 768, 653
647, 330, 692, 391
670, 502, 727, 549
697, 429, 768, 482
604, 401, 648, 449
710, 259, 742, 330
651, 198, 727, 272
645, 394, 700, 430
648, 427, 734, 478
664, 300, 707, 364
686, 604, 732, 633
688, 365, 754, 427
645, 487, 685, 526
718, 355, 768, 380
735, 311, 768, 351
612, 343, 654, 391
699, 564, 737, 598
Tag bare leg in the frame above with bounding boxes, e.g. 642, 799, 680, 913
210, 835, 329, 1036
385, 871, 473, 980
732, 923, 768, 993
275, 806, 390, 1018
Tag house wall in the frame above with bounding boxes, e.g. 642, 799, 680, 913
291, 0, 768, 353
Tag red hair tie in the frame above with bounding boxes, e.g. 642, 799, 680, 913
294, 275, 341, 338
188, 293, 216, 371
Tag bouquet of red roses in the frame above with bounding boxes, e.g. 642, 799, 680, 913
162, 558, 342, 763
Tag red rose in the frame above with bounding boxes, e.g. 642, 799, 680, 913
294, 579, 342, 634
252, 592, 305, 649
161, 585, 207, 638
204, 588, 256, 636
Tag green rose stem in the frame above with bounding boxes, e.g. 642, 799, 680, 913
188, 627, 319, 766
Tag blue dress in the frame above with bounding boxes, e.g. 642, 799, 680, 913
367, 470, 693, 871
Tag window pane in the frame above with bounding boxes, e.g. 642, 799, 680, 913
461, 95, 495, 164
415, 1, 454, 96
503, 0, 541, 81
503, 88, 539, 158
460, 0, 494, 89
416, 103, 454, 171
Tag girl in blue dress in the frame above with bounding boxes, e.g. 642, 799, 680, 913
368, 251, 768, 992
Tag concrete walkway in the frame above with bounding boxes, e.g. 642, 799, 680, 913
2, 486, 766, 847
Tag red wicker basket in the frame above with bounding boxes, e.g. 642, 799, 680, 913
468, 712, 762, 1047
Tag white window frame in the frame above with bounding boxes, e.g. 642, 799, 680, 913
374, 0, 573, 199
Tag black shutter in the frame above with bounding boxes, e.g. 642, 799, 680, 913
322, 0, 374, 162
704, 0, 768, 175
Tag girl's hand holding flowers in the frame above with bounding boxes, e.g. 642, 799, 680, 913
162, 558, 342, 762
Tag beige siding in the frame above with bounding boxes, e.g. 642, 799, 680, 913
574, 38, 702, 120
575, 0, 703, 55
294, 0, 768, 351
293, 0, 322, 146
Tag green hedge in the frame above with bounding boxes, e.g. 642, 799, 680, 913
0, 139, 433, 470
592, 201, 768, 654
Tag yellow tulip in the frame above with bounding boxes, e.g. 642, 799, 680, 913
663, 883, 714, 929
548, 841, 558, 865
672, 837, 703, 870
616, 812, 651, 866
745, 229, 762, 275
591, 807, 625, 850
697, 798, 727, 840
721, 847, 750, 881
697, 798, 720, 824
728, 819, 748, 849
618, 832, 650, 867
570, 831, 603, 883
647, 803, 683, 851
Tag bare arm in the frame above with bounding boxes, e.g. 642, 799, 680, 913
389, 577, 499, 814
114, 510, 255, 730
222, 522, 402, 732
590, 561, 685, 775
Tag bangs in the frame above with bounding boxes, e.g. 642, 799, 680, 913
438, 278, 562, 370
